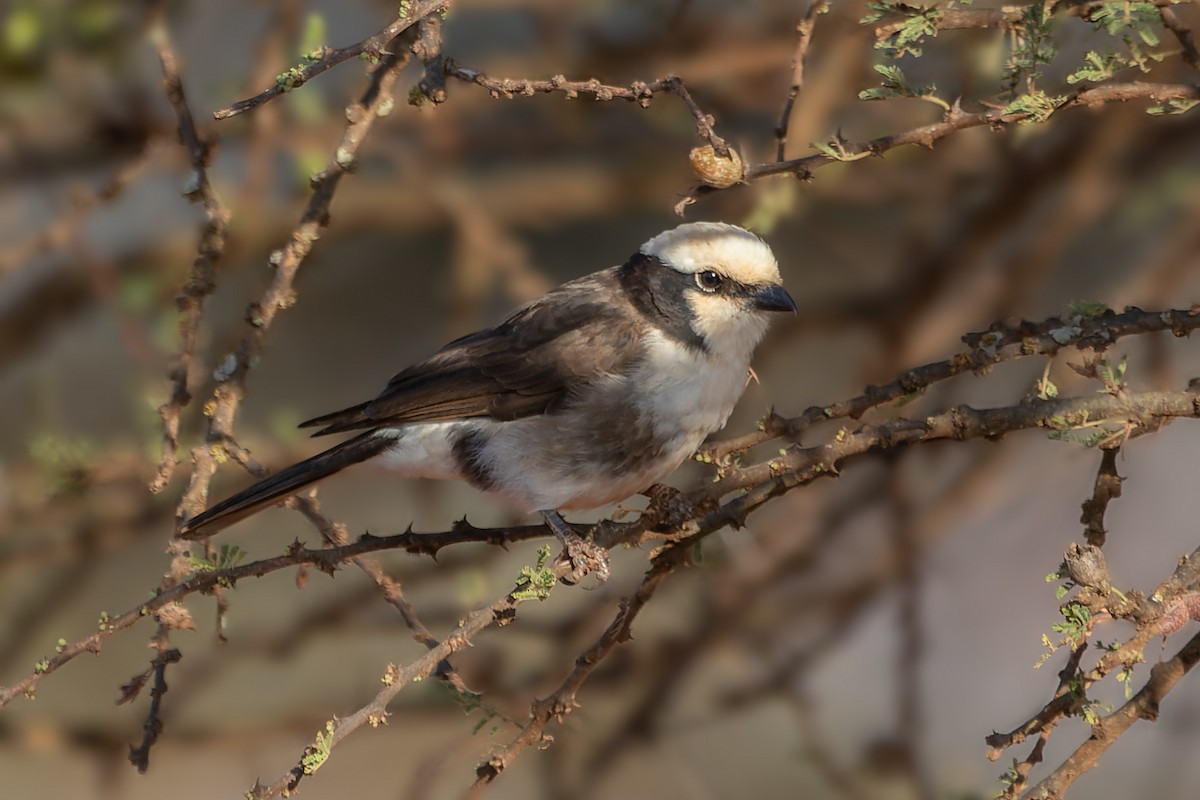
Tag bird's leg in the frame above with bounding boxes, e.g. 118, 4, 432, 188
540, 510, 610, 584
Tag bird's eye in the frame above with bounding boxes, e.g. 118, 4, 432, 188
694, 270, 723, 292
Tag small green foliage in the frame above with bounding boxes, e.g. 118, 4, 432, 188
1147, 98, 1199, 116
999, 757, 1021, 788
97, 611, 110, 631
1096, 355, 1128, 395
871, 4, 943, 58
187, 545, 247, 588
55, 638, 67, 653
1066, 673, 1112, 725
34, 657, 49, 673
1087, 1, 1161, 42
1068, 1, 1168, 91
860, 1, 892, 24
513, 545, 556, 601
1047, 411, 1111, 447
29, 433, 95, 485
812, 136, 872, 162
1068, 299, 1110, 319
1003, 90, 1065, 124
1004, 2, 1058, 94
298, 12, 326, 57
1116, 664, 1135, 700
398, 0, 412, 19
1068, 50, 1126, 84
1037, 372, 1058, 400
187, 544, 247, 572
1047, 565, 1075, 600
859, 63, 950, 111
302, 721, 335, 774
1053, 602, 1092, 648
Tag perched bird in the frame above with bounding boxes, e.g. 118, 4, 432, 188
179, 222, 795, 577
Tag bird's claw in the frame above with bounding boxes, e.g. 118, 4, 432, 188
556, 535, 610, 585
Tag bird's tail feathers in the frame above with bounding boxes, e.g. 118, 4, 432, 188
178, 432, 391, 539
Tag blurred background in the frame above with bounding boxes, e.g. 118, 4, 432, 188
2, 0, 1200, 798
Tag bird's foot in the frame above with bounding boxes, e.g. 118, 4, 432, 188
540, 510, 610, 585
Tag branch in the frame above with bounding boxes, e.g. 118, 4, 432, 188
212, 0, 451, 120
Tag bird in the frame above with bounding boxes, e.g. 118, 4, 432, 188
178, 221, 795, 579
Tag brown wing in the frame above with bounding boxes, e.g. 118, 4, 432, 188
299, 269, 644, 436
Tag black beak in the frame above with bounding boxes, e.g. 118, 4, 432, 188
752, 283, 797, 314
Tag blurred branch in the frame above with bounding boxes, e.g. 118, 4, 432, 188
775, 0, 830, 162
146, 0, 231, 494
0, 148, 155, 277
1160, 6, 1200, 72
212, 1, 451, 120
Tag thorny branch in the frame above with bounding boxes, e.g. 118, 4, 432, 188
704, 306, 1200, 461
439, 64, 730, 155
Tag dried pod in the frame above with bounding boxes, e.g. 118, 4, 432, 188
1064, 542, 1111, 592
689, 144, 744, 188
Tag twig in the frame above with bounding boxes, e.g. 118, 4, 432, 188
212, 1, 450, 120
775, 0, 829, 162
147, 0, 231, 494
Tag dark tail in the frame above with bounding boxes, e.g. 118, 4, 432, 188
178, 432, 391, 539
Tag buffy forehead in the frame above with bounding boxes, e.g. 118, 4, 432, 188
640, 222, 781, 286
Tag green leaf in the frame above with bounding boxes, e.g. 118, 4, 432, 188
1147, 98, 1199, 116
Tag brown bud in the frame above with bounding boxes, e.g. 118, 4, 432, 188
689, 144, 744, 188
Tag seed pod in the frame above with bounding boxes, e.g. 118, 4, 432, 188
689, 144, 744, 188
